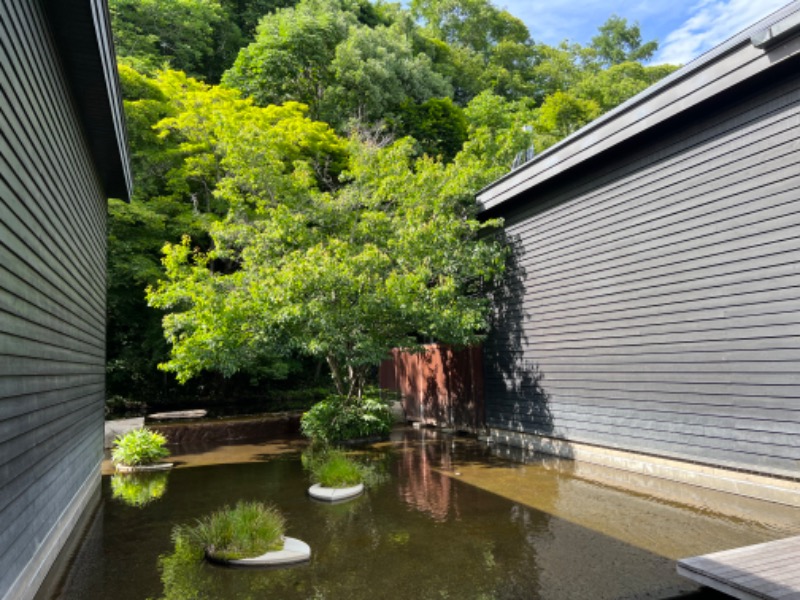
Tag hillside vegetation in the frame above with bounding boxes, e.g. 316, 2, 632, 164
107, 0, 678, 411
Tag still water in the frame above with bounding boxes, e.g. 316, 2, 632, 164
49, 427, 800, 600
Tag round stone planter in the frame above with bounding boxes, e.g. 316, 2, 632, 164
114, 462, 174, 473
308, 482, 364, 502
205, 537, 311, 567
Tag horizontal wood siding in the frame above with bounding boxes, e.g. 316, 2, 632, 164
0, 2, 106, 598
485, 65, 800, 478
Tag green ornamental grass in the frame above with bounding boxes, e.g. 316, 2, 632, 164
305, 449, 365, 488
189, 501, 286, 561
111, 427, 170, 466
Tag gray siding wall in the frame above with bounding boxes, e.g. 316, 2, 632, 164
485, 69, 800, 479
0, 2, 107, 597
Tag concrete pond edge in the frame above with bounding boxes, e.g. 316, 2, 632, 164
114, 462, 174, 473
308, 483, 364, 502
205, 537, 311, 567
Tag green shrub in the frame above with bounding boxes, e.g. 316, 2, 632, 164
111, 427, 170, 466
188, 501, 285, 561
110, 471, 169, 507
300, 389, 393, 444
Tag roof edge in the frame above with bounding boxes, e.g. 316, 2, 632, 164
477, 1, 800, 214
43, 0, 132, 201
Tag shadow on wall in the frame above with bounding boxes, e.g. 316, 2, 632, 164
484, 229, 556, 441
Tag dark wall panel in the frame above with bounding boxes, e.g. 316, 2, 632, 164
485, 65, 800, 479
0, 1, 106, 597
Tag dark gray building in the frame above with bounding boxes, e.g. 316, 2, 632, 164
478, 4, 800, 504
0, 1, 130, 598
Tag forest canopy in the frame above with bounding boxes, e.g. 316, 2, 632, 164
107, 0, 679, 407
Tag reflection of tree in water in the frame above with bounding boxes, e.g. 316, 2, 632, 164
152, 436, 549, 600
396, 430, 459, 522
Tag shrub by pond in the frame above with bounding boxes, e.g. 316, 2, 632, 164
302, 446, 388, 501
112, 427, 171, 469
300, 389, 393, 444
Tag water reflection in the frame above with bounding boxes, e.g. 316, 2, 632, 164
49, 428, 799, 600
110, 472, 169, 508
396, 430, 456, 521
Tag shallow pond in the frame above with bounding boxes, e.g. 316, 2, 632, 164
47, 427, 800, 600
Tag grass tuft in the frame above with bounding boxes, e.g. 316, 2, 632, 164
304, 448, 365, 488
189, 501, 286, 561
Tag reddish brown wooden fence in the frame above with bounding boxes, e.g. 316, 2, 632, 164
379, 344, 484, 432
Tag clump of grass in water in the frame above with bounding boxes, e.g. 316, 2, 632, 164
188, 501, 285, 561
303, 447, 389, 488
312, 450, 364, 488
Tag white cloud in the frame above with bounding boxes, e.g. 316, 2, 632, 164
503, 0, 654, 46
655, 0, 789, 65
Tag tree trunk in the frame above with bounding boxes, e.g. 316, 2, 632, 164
326, 355, 345, 396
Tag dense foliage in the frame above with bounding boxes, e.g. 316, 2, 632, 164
107, 0, 679, 410
111, 428, 170, 466
300, 390, 394, 443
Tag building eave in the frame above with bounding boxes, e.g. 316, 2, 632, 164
42, 0, 132, 201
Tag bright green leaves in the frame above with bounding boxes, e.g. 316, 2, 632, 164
152, 70, 348, 210
322, 23, 451, 128
109, 0, 225, 78
222, 0, 354, 113
574, 61, 680, 112
590, 15, 659, 67
148, 138, 506, 397
534, 91, 602, 141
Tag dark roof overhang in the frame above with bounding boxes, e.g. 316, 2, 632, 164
42, 0, 132, 201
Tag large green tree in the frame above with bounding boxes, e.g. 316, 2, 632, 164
109, 0, 296, 82
147, 138, 506, 398
107, 2, 681, 407
321, 23, 451, 127
223, 0, 451, 130
411, 0, 538, 102
590, 15, 658, 67
222, 0, 354, 113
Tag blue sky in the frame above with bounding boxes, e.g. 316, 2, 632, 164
500, 0, 790, 65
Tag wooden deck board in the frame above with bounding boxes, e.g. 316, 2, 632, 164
684, 555, 800, 580
685, 553, 798, 573
678, 536, 800, 600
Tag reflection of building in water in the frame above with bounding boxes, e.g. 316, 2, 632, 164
396, 432, 460, 522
